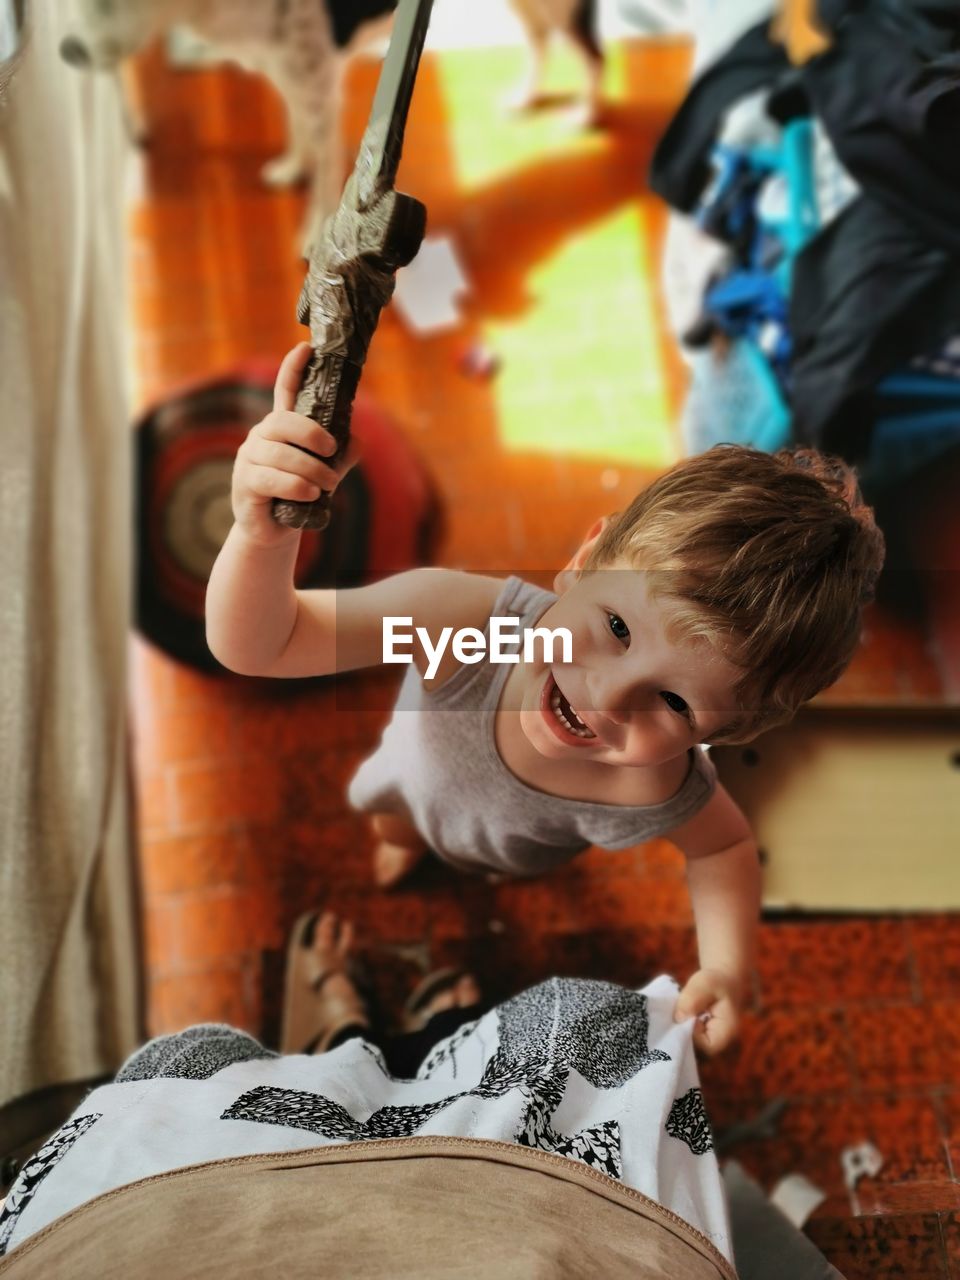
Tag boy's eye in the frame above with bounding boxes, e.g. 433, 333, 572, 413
607, 613, 630, 643
660, 690, 690, 717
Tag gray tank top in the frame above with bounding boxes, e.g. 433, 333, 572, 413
347, 576, 717, 877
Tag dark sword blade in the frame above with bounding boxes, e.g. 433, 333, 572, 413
355, 0, 435, 208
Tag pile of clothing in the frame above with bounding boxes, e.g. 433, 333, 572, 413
652, 0, 960, 470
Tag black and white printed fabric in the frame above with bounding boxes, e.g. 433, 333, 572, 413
1, 976, 731, 1264
0, 1115, 102, 1256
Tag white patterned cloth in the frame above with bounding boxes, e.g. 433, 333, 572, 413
1, 976, 731, 1264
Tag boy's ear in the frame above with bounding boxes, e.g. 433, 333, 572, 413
553, 516, 610, 594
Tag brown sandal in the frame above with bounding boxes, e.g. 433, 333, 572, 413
281, 911, 372, 1054
402, 968, 478, 1033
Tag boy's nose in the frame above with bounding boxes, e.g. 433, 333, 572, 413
585, 673, 633, 726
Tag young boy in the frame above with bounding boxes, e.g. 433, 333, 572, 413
207, 342, 885, 1054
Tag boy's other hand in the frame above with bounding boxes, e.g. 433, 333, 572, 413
674, 968, 743, 1056
231, 342, 358, 547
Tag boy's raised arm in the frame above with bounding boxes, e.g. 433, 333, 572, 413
205, 342, 348, 677
206, 522, 307, 675
209, 551, 491, 680
205, 344, 500, 680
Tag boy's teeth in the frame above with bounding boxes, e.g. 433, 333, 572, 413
549, 683, 595, 739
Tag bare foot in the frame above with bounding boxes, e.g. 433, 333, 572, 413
370, 815, 428, 890
564, 97, 604, 131
261, 149, 309, 188
419, 974, 481, 1017
404, 971, 482, 1032
281, 910, 370, 1054
503, 84, 545, 114
372, 841, 428, 889
310, 912, 362, 1011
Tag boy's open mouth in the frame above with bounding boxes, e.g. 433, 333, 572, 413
542, 672, 597, 744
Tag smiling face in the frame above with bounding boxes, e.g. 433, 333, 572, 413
516, 558, 744, 770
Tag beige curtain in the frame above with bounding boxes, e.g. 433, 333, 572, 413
0, 0, 141, 1109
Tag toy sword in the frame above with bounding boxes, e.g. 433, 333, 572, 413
272, 0, 434, 530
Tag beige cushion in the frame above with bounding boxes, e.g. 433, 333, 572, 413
0, 1137, 736, 1279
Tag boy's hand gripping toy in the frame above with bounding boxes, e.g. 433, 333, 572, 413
272, 0, 434, 531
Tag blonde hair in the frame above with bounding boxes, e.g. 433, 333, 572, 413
585, 445, 885, 741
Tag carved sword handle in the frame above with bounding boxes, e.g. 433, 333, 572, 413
272, 183, 427, 531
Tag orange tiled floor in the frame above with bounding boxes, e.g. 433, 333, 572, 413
127, 35, 960, 1280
